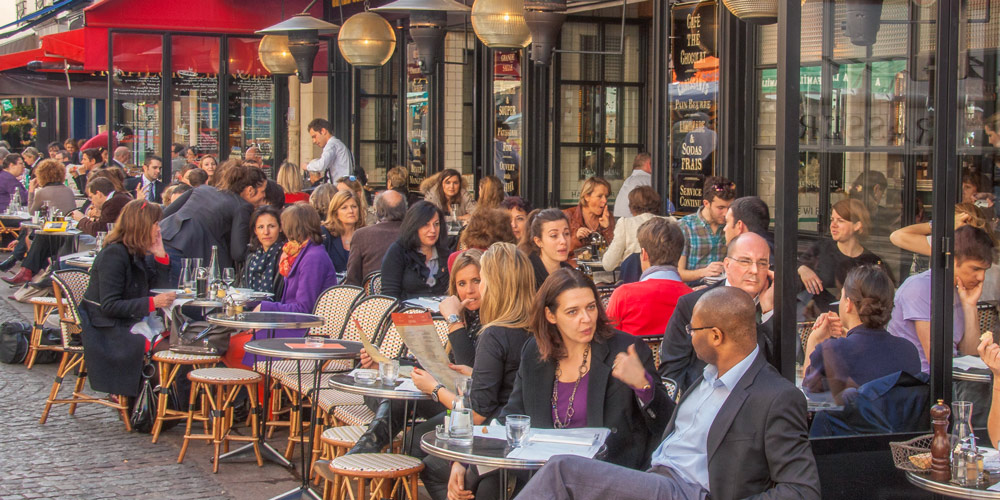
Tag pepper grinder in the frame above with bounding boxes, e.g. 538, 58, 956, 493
930, 399, 951, 482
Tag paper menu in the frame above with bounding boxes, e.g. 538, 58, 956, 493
355, 318, 391, 364
393, 312, 459, 391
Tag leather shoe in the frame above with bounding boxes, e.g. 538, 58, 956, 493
2, 267, 32, 285
0, 256, 16, 272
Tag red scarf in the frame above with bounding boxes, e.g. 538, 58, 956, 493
278, 240, 305, 277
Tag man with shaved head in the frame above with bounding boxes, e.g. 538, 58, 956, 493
515, 286, 820, 500
112, 146, 130, 170
660, 231, 776, 390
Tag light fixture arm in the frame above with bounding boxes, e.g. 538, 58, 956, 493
553, 0, 626, 56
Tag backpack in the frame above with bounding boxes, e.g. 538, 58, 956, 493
0, 320, 32, 364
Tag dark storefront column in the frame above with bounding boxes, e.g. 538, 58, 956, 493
650, 0, 670, 209
330, 43, 352, 154
715, 6, 752, 188
524, 62, 551, 208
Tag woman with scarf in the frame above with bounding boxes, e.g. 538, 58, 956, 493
242, 206, 286, 295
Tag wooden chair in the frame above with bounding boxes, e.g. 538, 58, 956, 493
178, 367, 263, 473
39, 270, 131, 430
24, 296, 59, 369
362, 271, 382, 296
321, 454, 424, 500
150, 350, 222, 443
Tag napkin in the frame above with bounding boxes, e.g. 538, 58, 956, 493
954, 355, 989, 371
394, 379, 420, 392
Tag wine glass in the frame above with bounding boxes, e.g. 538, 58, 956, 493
222, 267, 236, 290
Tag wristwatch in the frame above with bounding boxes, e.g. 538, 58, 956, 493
430, 383, 445, 402
446, 313, 463, 326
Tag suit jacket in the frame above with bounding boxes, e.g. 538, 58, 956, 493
124, 175, 166, 204
80, 242, 171, 397
501, 331, 674, 470
344, 220, 402, 286
76, 191, 132, 236
659, 281, 775, 391
160, 185, 252, 269
660, 353, 820, 500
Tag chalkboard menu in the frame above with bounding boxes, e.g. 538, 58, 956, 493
669, 1, 718, 213
228, 75, 274, 165
172, 72, 220, 157
493, 50, 522, 196
113, 73, 163, 165
406, 55, 429, 191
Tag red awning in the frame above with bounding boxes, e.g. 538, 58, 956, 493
84, 0, 326, 35
0, 48, 69, 72
41, 29, 86, 63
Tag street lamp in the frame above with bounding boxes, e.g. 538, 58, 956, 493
471, 0, 532, 49
721, 0, 809, 25
338, 11, 397, 67
372, 0, 471, 73
523, 0, 566, 65
257, 35, 298, 75
256, 13, 340, 83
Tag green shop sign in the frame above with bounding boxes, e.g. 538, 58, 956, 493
760, 60, 906, 95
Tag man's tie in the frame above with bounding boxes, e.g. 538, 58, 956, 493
756, 303, 763, 324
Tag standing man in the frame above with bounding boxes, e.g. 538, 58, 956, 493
613, 153, 676, 218
677, 176, 735, 284
124, 156, 166, 204
171, 143, 186, 176
303, 118, 352, 183
514, 286, 820, 500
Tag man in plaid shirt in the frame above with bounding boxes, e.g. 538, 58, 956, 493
677, 176, 736, 283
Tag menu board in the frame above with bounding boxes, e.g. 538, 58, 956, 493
173, 72, 219, 156
114, 74, 162, 100
406, 58, 429, 190
494, 50, 522, 196
669, 1, 718, 213
114, 73, 163, 165
228, 75, 274, 165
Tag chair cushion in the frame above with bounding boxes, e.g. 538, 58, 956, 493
321, 425, 368, 446
28, 296, 59, 306
315, 387, 365, 412
253, 359, 300, 375
327, 453, 423, 475
153, 350, 222, 364
332, 404, 375, 426
188, 367, 261, 384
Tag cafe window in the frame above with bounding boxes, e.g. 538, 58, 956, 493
171, 36, 221, 163
493, 49, 524, 196
405, 42, 430, 192
357, 47, 400, 187
111, 33, 163, 167
554, 20, 646, 207
227, 37, 276, 169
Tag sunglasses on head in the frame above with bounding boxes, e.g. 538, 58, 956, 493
710, 182, 735, 192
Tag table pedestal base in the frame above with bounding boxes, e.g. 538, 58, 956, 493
219, 441, 292, 468
267, 485, 322, 500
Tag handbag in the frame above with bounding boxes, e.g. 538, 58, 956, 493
12, 265, 54, 302
129, 350, 183, 434
168, 307, 237, 356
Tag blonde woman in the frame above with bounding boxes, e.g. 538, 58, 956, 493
277, 161, 308, 204
414, 242, 537, 500
563, 176, 615, 256
321, 190, 365, 273
477, 175, 505, 211
336, 175, 375, 226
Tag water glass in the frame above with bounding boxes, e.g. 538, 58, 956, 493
95, 231, 106, 252
222, 267, 236, 289
448, 407, 474, 446
305, 336, 325, 348
106, 223, 115, 234
379, 360, 400, 385
506, 415, 531, 448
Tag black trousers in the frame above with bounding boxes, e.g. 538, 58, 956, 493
22, 233, 72, 273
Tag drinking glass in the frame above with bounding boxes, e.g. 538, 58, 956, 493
305, 336, 325, 348
951, 400, 977, 484
506, 415, 531, 448
222, 267, 236, 289
106, 223, 115, 234
379, 360, 400, 385
94, 231, 106, 252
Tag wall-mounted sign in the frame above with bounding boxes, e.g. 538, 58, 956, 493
0, 100, 12, 112
494, 50, 522, 196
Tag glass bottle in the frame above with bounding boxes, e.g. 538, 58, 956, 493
951, 400, 976, 485
448, 376, 473, 446
207, 245, 222, 285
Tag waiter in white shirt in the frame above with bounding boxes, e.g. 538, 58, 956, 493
302, 118, 352, 182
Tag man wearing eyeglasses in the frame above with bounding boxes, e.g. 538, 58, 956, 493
659, 231, 776, 391
515, 286, 820, 500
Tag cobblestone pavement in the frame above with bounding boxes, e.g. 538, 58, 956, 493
0, 294, 303, 499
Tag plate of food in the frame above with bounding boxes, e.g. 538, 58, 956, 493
150, 288, 196, 298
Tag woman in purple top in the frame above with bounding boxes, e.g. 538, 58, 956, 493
242, 204, 338, 365
0, 154, 27, 212
803, 265, 921, 402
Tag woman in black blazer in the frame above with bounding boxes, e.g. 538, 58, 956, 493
445, 268, 673, 500
380, 201, 450, 300
80, 200, 177, 398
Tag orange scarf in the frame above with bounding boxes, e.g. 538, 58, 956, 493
278, 240, 304, 277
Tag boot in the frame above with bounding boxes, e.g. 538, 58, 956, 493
346, 400, 397, 455
3, 267, 32, 285
0, 256, 16, 272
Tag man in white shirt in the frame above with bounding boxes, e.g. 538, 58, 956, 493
303, 118, 352, 182
614, 152, 653, 218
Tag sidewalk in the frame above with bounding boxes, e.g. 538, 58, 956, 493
0, 290, 302, 500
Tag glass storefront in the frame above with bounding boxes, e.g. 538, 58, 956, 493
405, 42, 430, 192
111, 33, 163, 167
171, 36, 221, 162
357, 49, 400, 187
227, 37, 275, 169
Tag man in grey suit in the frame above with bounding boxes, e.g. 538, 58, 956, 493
515, 286, 820, 500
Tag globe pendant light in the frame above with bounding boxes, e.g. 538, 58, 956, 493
524, 0, 566, 65
257, 35, 298, 74
338, 11, 397, 67
372, 0, 471, 73
471, 0, 531, 49
257, 13, 340, 83
722, 0, 809, 26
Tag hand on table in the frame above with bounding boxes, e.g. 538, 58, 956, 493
448, 462, 473, 500
152, 291, 176, 309
410, 367, 439, 394
799, 266, 823, 295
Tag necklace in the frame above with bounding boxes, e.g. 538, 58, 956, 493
552, 344, 590, 429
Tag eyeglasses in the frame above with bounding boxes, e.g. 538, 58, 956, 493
685, 324, 716, 336
727, 257, 770, 271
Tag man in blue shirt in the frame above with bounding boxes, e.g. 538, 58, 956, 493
515, 286, 820, 500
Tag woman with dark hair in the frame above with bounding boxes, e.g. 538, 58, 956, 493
798, 198, 890, 314
602, 185, 667, 271
160, 164, 266, 283
451, 268, 670, 499
423, 169, 476, 222
380, 201, 450, 300
80, 200, 176, 398
519, 208, 573, 288
242, 205, 286, 295
0, 153, 27, 212
803, 265, 921, 402
501, 195, 532, 241
563, 176, 615, 256
321, 189, 364, 273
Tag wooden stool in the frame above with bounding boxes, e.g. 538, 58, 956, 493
25, 296, 59, 369
150, 350, 222, 443
323, 453, 423, 500
178, 368, 263, 473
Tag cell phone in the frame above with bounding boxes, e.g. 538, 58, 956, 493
975, 199, 990, 209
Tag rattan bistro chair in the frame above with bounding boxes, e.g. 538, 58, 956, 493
150, 350, 222, 443
323, 453, 424, 500
178, 367, 264, 473
39, 270, 131, 430
24, 296, 59, 369
362, 271, 382, 296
